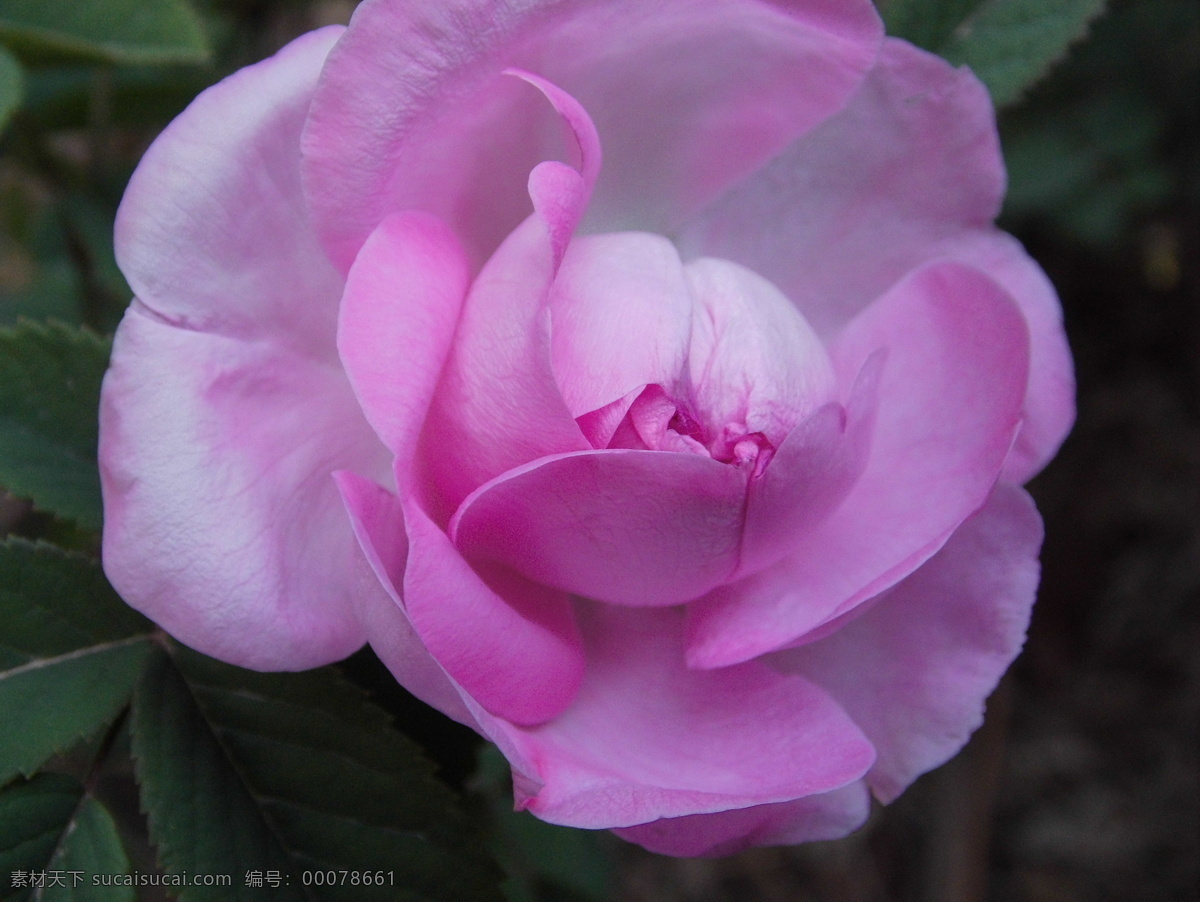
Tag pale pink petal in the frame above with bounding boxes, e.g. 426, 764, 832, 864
336, 211, 471, 469
685, 257, 837, 452
333, 471, 475, 726
482, 605, 874, 829
687, 262, 1029, 667
451, 449, 746, 607
773, 485, 1042, 802
549, 232, 694, 418
302, 0, 882, 272
115, 27, 345, 359
100, 307, 388, 669
614, 781, 871, 857
929, 230, 1075, 482
402, 498, 585, 726
678, 38, 1004, 339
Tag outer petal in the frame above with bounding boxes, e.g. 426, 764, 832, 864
678, 37, 1002, 339
482, 605, 875, 829
451, 449, 746, 607
772, 484, 1043, 802
302, 0, 882, 272
687, 262, 1029, 667
101, 28, 389, 669
614, 781, 871, 857
115, 27, 346, 358
100, 308, 385, 669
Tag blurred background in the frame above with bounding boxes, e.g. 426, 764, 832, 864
0, 1, 1195, 899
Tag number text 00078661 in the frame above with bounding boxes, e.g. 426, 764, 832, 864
300, 871, 395, 887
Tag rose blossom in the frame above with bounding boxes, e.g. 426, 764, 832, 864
99, 0, 1074, 856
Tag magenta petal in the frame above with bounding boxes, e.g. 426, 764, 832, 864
100, 307, 386, 669
337, 211, 471, 467
402, 498, 584, 726
687, 262, 1029, 667
333, 471, 475, 726
484, 605, 874, 829
614, 781, 871, 857
451, 449, 746, 607
774, 485, 1042, 802
302, 0, 882, 271
116, 27, 345, 357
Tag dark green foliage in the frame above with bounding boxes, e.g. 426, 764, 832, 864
130, 645, 504, 902
0, 323, 111, 529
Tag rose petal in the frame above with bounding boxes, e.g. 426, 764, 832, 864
451, 449, 746, 607
402, 498, 585, 726
685, 256, 837, 450
333, 471, 475, 726
549, 232, 694, 418
687, 261, 1030, 667
100, 307, 386, 669
929, 230, 1076, 483
483, 605, 874, 829
679, 37, 1003, 339
614, 781, 871, 857
302, 0, 882, 271
421, 207, 590, 517
337, 211, 471, 469
772, 484, 1042, 801
115, 27, 346, 358
737, 350, 881, 577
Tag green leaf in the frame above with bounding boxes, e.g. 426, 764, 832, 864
0, 774, 83, 901
0, 540, 153, 784
473, 746, 614, 902
0, 43, 22, 131
131, 645, 504, 902
883, 0, 1108, 106
0, 776, 133, 902
43, 796, 135, 902
0, 640, 150, 786
0, 321, 111, 529
0, 0, 209, 67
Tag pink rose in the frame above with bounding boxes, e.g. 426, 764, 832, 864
100, 0, 1074, 856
